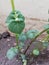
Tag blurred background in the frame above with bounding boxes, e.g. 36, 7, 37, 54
0, 0, 49, 19
0, 0, 49, 33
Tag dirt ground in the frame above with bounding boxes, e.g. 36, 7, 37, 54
0, 36, 49, 65
0, 15, 49, 65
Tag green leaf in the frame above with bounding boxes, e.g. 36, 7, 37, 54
44, 24, 49, 29
13, 47, 19, 53
6, 47, 19, 60
32, 49, 40, 56
6, 10, 25, 34
18, 42, 24, 49
19, 32, 27, 42
21, 54, 26, 60
47, 30, 49, 34
26, 30, 39, 39
8, 21, 25, 34
43, 42, 49, 47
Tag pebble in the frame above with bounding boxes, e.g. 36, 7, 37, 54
13, 43, 16, 46
21, 49, 24, 52
16, 60, 19, 62
7, 38, 11, 42
8, 44, 11, 47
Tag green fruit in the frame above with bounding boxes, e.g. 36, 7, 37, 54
6, 10, 25, 34
6, 47, 19, 60
33, 49, 40, 56
19, 32, 27, 42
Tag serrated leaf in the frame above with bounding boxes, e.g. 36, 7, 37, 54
6, 10, 25, 34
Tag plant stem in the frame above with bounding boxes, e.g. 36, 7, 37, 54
11, 0, 15, 11
24, 28, 49, 54
15, 34, 19, 49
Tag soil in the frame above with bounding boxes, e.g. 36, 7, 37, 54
0, 32, 49, 65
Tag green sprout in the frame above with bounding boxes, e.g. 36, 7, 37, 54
6, 47, 19, 60
33, 49, 40, 56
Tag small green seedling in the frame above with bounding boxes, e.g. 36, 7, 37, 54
33, 49, 40, 56
6, 47, 19, 60
6, 0, 49, 65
